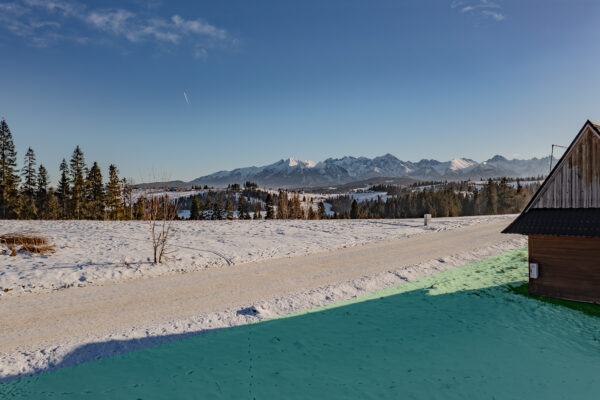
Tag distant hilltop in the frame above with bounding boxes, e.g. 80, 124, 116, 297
149, 154, 550, 189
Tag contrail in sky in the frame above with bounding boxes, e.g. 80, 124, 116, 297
183, 91, 189, 105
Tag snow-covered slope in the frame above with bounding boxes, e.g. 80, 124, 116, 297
176, 154, 550, 188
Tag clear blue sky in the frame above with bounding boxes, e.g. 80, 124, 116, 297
1, 0, 599, 183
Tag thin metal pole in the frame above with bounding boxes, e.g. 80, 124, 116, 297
549, 144, 568, 173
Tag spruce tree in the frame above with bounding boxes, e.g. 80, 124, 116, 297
120, 177, 133, 220
253, 203, 262, 220
307, 206, 316, 220
276, 191, 289, 219
237, 196, 250, 219
105, 164, 121, 220
212, 199, 222, 220
19, 147, 38, 219
0, 119, 20, 218
69, 146, 87, 219
318, 202, 327, 219
350, 199, 362, 219
22, 147, 37, 197
86, 162, 104, 220
56, 158, 70, 219
265, 193, 275, 219
36, 165, 49, 219
47, 188, 61, 219
190, 196, 201, 220
225, 198, 234, 220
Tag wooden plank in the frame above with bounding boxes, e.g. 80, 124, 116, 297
529, 235, 600, 304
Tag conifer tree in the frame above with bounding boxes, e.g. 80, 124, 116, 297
47, 188, 61, 219
120, 178, 134, 220
190, 196, 201, 220
19, 147, 38, 219
318, 202, 327, 220
307, 206, 316, 220
212, 199, 222, 220
36, 165, 49, 219
350, 199, 362, 219
69, 146, 87, 219
237, 196, 250, 219
22, 147, 37, 197
56, 158, 70, 219
86, 162, 104, 220
253, 203, 262, 219
105, 164, 122, 220
289, 194, 302, 219
276, 191, 289, 219
265, 193, 275, 219
0, 119, 20, 218
225, 198, 234, 220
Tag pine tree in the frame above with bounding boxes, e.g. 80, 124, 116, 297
265, 193, 275, 219
307, 206, 316, 220
0, 119, 20, 218
22, 147, 37, 197
105, 164, 122, 220
225, 198, 234, 220
276, 191, 289, 219
237, 196, 250, 219
56, 158, 70, 219
120, 178, 133, 220
350, 199, 362, 219
289, 194, 302, 219
253, 203, 262, 220
318, 201, 327, 219
36, 165, 49, 219
190, 196, 201, 220
19, 148, 38, 219
69, 146, 87, 219
212, 199, 222, 220
47, 188, 60, 219
86, 162, 104, 220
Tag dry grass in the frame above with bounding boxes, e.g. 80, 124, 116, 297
0, 233, 55, 256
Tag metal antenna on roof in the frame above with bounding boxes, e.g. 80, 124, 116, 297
549, 144, 567, 173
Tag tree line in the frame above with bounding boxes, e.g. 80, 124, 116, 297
185, 187, 328, 220
0, 119, 129, 220
329, 178, 540, 219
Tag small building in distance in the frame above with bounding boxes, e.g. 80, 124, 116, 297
503, 120, 600, 304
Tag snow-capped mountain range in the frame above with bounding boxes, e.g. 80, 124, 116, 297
182, 154, 550, 188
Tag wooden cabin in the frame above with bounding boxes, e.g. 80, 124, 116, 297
503, 120, 600, 304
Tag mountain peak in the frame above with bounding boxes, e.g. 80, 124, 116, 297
488, 155, 507, 162
189, 153, 548, 188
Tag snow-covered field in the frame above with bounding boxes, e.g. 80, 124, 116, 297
0, 215, 515, 297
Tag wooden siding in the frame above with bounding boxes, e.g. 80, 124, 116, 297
529, 235, 600, 303
533, 126, 600, 208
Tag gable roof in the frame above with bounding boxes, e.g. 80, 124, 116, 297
503, 120, 600, 237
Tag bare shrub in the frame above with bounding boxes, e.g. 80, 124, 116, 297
0, 233, 55, 256
147, 194, 178, 264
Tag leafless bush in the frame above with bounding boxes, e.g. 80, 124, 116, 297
148, 194, 178, 264
0, 233, 55, 256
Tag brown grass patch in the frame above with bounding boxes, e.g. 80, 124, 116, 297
0, 233, 55, 256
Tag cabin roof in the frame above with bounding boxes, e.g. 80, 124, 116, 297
503, 120, 600, 237
502, 208, 600, 237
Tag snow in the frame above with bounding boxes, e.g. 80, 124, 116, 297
0, 224, 525, 382
0, 215, 517, 297
348, 191, 389, 202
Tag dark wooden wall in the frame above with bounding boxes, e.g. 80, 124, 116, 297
529, 235, 600, 303
533, 126, 600, 208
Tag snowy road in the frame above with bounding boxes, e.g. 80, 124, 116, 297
0, 218, 525, 379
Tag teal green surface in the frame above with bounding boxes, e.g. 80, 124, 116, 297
3, 248, 600, 399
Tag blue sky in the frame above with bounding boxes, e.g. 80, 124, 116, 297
1, 0, 599, 183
